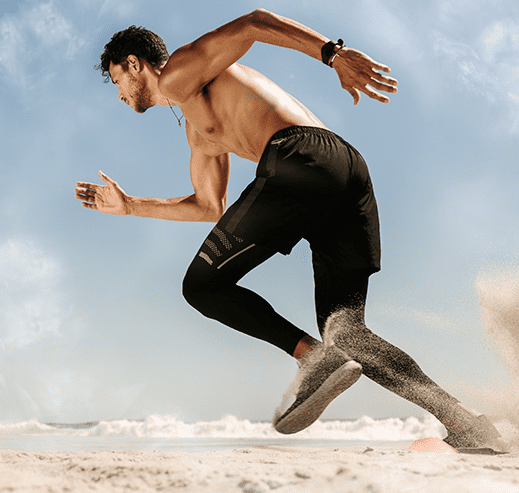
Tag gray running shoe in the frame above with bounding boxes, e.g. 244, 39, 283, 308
274, 345, 362, 434
444, 414, 509, 453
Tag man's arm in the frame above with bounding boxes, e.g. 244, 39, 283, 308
75, 145, 230, 223
159, 8, 398, 105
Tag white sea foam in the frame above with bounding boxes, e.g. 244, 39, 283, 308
0, 414, 445, 441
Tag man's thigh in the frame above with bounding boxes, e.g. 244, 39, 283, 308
311, 252, 371, 336
184, 225, 276, 289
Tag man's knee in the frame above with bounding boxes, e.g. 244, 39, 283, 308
182, 256, 209, 309
183, 273, 226, 323
182, 271, 198, 309
323, 307, 368, 342
182, 256, 222, 318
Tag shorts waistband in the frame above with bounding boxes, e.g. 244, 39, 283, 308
267, 125, 339, 144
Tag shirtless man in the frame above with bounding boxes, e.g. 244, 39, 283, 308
75, 9, 504, 448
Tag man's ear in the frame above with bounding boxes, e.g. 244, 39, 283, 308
126, 54, 141, 72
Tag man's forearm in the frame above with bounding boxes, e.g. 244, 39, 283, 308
127, 194, 220, 223
247, 9, 330, 62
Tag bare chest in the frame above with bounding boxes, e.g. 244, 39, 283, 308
182, 97, 257, 160
180, 88, 232, 154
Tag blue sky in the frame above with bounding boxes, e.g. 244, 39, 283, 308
1, 0, 519, 425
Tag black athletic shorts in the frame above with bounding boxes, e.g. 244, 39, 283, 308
216, 126, 381, 273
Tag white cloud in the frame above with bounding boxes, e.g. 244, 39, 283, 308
0, 15, 28, 85
0, 1, 85, 92
433, 14, 519, 132
98, 0, 143, 19
0, 240, 59, 285
0, 239, 64, 349
26, 2, 74, 47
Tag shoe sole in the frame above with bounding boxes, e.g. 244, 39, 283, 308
456, 447, 509, 455
274, 360, 362, 435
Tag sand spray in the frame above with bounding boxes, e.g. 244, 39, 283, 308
476, 266, 519, 447
274, 267, 519, 449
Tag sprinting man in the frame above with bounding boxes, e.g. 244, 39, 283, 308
75, 9, 504, 449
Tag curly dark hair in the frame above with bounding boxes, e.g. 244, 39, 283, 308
95, 26, 169, 82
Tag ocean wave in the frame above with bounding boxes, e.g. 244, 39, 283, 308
0, 414, 445, 441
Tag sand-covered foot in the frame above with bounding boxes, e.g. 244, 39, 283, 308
274, 345, 362, 434
444, 414, 509, 454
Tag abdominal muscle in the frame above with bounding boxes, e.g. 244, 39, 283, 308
180, 63, 328, 162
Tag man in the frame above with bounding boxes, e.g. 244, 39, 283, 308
75, 9, 504, 449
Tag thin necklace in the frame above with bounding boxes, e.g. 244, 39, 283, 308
166, 98, 184, 127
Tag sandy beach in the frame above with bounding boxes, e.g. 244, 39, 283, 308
2, 445, 519, 493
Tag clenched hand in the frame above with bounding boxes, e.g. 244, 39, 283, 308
75, 170, 130, 215
332, 48, 398, 105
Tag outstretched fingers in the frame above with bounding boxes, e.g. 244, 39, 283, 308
363, 87, 390, 104
75, 181, 98, 209
80, 201, 98, 210
75, 181, 99, 192
371, 69, 398, 88
370, 59, 391, 73
364, 66, 398, 100
356, 72, 398, 104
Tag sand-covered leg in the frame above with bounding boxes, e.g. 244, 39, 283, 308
274, 345, 362, 434
443, 414, 509, 454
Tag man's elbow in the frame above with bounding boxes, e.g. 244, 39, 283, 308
203, 211, 224, 223
209, 205, 225, 223
248, 8, 273, 25
199, 203, 225, 223
250, 8, 269, 18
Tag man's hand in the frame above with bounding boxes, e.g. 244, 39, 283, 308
333, 48, 398, 105
75, 171, 130, 215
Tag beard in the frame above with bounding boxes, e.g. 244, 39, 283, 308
128, 75, 153, 113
